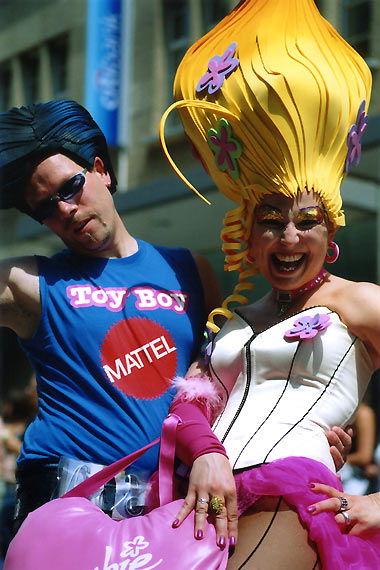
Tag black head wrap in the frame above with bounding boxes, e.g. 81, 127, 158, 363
0, 99, 117, 213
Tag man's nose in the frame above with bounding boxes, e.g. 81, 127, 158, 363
56, 198, 78, 217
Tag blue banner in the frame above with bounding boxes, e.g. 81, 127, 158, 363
85, 0, 121, 146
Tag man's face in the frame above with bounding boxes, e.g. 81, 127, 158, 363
24, 154, 119, 256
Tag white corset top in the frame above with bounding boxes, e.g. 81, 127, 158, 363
211, 306, 374, 473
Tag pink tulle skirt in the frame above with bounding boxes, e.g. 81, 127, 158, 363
234, 456, 380, 570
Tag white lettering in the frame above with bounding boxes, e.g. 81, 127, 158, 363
107, 289, 128, 310
161, 335, 177, 354
156, 292, 172, 308
67, 285, 92, 306
67, 285, 129, 312
150, 337, 166, 359
139, 343, 153, 364
125, 353, 142, 374
133, 289, 156, 308
128, 555, 163, 569
93, 289, 109, 305
94, 538, 163, 570
129, 349, 144, 367
170, 292, 188, 313
102, 358, 127, 382
131, 287, 189, 314
102, 337, 177, 382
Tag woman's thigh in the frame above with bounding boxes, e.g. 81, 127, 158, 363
227, 496, 321, 570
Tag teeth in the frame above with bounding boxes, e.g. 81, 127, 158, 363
275, 253, 303, 262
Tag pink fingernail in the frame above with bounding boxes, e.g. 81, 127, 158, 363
308, 483, 316, 489
219, 536, 226, 547
196, 530, 203, 539
172, 519, 179, 528
307, 505, 316, 513
229, 536, 236, 547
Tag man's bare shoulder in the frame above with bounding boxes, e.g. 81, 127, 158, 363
0, 255, 41, 337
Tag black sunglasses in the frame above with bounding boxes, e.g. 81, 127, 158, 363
32, 168, 88, 223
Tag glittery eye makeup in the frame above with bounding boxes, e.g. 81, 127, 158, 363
255, 204, 325, 231
256, 205, 284, 223
295, 206, 325, 225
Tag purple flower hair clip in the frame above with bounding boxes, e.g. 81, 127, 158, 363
207, 118, 242, 180
196, 42, 239, 95
284, 313, 331, 341
345, 100, 368, 173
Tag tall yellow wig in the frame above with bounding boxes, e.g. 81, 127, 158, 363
160, 0, 372, 329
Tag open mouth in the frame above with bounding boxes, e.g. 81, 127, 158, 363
272, 253, 305, 272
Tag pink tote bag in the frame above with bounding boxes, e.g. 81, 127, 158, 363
4, 414, 228, 570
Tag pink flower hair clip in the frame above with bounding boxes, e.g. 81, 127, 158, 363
345, 100, 368, 173
207, 118, 242, 180
196, 42, 239, 95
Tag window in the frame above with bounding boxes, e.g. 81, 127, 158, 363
342, 0, 372, 57
49, 35, 68, 100
202, 0, 230, 32
164, 0, 189, 83
164, 0, 189, 126
22, 50, 40, 104
162, 0, 231, 129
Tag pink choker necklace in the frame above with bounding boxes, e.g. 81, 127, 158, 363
274, 267, 327, 317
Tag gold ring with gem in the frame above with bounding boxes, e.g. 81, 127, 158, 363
210, 495, 224, 515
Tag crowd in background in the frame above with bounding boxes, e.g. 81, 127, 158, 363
0, 376, 37, 567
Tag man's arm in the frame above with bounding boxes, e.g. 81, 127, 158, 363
0, 256, 41, 339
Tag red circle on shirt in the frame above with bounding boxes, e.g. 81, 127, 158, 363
100, 316, 177, 400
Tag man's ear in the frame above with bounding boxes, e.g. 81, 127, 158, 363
93, 156, 111, 186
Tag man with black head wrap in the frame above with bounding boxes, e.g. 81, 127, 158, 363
0, 99, 221, 531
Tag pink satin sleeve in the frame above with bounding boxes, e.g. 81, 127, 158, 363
169, 399, 228, 466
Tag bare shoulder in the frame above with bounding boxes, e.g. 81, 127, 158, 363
1, 255, 39, 287
336, 279, 380, 321
191, 251, 223, 315
332, 277, 380, 367
0, 256, 41, 336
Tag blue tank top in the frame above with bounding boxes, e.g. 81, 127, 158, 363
19, 239, 205, 474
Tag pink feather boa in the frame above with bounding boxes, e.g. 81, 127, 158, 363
173, 375, 226, 424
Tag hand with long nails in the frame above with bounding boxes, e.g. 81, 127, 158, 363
172, 452, 238, 549
307, 483, 380, 535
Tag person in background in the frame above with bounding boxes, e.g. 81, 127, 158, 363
0, 386, 37, 558
339, 401, 378, 496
